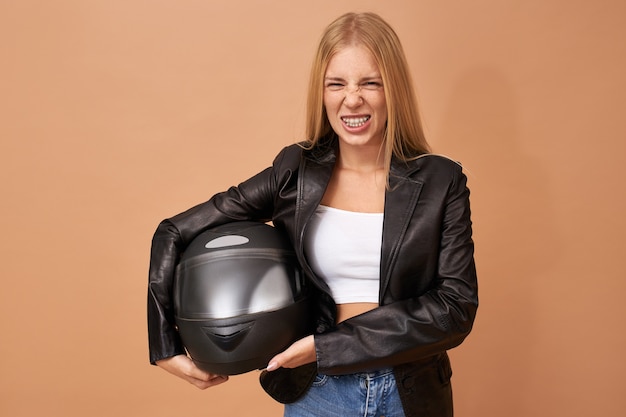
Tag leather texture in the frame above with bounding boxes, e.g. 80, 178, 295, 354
259, 363, 318, 404
147, 137, 478, 416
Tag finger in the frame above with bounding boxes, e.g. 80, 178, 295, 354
267, 349, 291, 371
189, 374, 229, 390
186, 365, 213, 381
266, 358, 280, 372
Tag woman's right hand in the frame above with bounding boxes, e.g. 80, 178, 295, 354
156, 354, 229, 389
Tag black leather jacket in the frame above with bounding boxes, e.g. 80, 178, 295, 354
148, 139, 478, 416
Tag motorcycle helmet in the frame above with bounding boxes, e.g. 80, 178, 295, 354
174, 221, 311, 375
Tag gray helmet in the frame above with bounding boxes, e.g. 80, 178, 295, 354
174, 221, 311, 375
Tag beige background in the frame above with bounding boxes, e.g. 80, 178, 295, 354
1, 1, 625, 416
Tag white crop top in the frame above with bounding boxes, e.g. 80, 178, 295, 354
304, 205, 383, 304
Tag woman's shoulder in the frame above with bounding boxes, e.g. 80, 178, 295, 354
273, 140, 337, 167
414, 153, 463, 169
401, 153, 471, 188
396, 153, 465, 177
271, 143, 303, 164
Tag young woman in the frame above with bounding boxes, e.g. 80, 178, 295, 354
148, 12, 478, 417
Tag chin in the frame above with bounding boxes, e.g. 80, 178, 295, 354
338, 134, 384, 148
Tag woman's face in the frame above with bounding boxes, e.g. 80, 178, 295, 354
323, 44, 387, 150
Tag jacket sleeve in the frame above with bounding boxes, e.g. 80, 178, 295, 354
147, 148, 290, 364
313, 165, 478, 375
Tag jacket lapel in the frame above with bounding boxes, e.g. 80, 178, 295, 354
380, 160, 424, 302
295, 147, 336, 293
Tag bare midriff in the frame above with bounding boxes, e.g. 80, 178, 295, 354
336, 302, 379, 323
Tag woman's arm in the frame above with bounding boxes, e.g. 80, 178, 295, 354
313, 165, 478, 375
147, 147, 295, 367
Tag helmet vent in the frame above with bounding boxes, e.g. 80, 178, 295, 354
201, 322, 254, 352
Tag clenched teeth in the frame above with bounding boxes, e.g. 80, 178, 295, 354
341, 116, 370, 128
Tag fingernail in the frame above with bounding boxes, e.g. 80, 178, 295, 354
266, 361, 278, 371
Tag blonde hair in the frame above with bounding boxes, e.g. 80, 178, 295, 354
304, 12, 431, 176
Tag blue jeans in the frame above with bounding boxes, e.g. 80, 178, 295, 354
283, 368, 406, 417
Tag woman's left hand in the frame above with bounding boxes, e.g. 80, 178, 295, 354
266, 335, 316, 371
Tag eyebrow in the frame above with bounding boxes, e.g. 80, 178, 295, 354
324, 75, 383, 82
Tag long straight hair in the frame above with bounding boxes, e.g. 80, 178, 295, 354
303, 12, 431, 178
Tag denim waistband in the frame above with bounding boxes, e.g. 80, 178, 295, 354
353, 367, 394, 380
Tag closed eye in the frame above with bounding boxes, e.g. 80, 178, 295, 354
362, 80, 383, 89
325, 81, 345, 90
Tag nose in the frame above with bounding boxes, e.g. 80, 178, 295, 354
343, 86, 363, 107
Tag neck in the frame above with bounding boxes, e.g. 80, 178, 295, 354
336, 142, 386, 173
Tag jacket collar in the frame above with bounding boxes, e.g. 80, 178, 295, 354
305, 135, 425, 178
